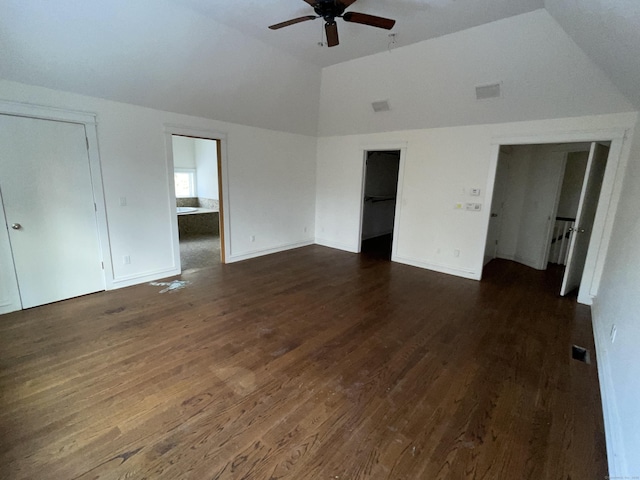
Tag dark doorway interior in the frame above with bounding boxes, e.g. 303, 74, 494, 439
360, 150, 401, 259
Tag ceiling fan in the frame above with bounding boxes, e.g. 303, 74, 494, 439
269, 0, 396, 47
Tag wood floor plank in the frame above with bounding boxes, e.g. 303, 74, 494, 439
0, 246, 607, 479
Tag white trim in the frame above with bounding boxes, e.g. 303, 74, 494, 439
591, 301, 627, 478
84, 122, 115, 290
392, 255, 480, 280
226, 240, 314, 263
356, 142, 408, 257
0, 101, 113, 300
479, 144, 502, 279
0, 99, 97, 125
584, 137, 628, 298
163, 124, 231, 266
110, 267, 181, 289
315, 237, 359, 253
491, 128, 626, 145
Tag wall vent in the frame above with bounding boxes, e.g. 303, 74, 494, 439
572, 345, 591, 364
475, 83, 502, 100
372, 100, 390, 113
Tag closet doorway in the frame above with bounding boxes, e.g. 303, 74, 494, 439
484, 141, 610, 300
359, 150, 401, 259
0, 111, 108, 313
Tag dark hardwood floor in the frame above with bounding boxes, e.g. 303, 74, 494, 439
0, 246, 606, 479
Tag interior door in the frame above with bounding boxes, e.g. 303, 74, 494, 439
560, 142, 609, 296
0, 114, 105, 309
484, 150, 510, 265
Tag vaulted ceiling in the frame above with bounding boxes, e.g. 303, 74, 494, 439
175, 0, 545, 67
1, 0, 639, 134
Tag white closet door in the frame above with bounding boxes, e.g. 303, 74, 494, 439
560, 142, 609, 296
0, 114, 104, 309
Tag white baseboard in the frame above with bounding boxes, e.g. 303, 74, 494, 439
226, 240, 314, 263
591, 300, 626, 478
314, 237, 358, 253
392, 255, 480, 280
109, 267, 181, 289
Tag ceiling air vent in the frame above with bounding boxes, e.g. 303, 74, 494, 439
475, 83, 502, 100
372, 100, 390, 113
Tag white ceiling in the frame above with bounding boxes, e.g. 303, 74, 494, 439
1, 0, 639, 132
545, 0, 640, 109
176, 0, 545, 67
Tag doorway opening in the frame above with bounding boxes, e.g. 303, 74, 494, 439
483, 141, 610, 298
359, 150, 401, 259
171, 134, 224, 271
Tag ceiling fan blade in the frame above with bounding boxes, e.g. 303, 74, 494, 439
325, 22, 339, 47
269, 15, 317, 30
337, 0, 358, 7
342, 12, 396, 30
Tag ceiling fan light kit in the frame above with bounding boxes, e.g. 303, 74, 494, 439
269, 0, 396, 47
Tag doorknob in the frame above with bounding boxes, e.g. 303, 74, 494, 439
491, 213, 498, 218
11, 223, 22, 230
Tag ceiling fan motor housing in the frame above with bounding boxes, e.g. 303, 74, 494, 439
313, 0, 347, 22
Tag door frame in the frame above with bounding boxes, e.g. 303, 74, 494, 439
356, 142, 407, 258
0, 100, 113, 312
163, 124, 230, 266
483, 128, 628, 304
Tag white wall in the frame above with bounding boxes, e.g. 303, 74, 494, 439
318, 10, 633, 137
194, 138, 219, 200
591, 122, 640, 477
495, 146, 531, 260
315, 113, 637, 281
495, 145, 566, 270
0, 79, 316, 301
172, 136, 196, 169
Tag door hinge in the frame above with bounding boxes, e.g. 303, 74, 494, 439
86, 137, 89, 150
94, 202, 97, 212
101, 262, 104, 269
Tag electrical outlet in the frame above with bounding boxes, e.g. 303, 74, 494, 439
250, 235, 255, 242
304, 226, 308, 233
123, 255, 131, 265
454, 249, 460, 258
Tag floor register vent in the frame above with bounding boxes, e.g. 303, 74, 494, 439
572, 345, 591, 364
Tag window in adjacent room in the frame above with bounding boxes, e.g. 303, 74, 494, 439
174, 168, 196, 198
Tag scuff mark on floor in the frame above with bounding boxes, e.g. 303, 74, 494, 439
150, 280, 189, 293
